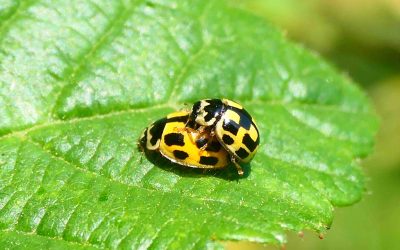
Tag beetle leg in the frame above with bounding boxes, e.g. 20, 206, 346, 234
174, 126, 202, 145
209, 129, 215, 137
194, 127, 217, 155
231, 155, 244, 176
189, 126, 209, 145
202, 169, 210, 175
196, 136, 213, 156
198, 142, 209, 151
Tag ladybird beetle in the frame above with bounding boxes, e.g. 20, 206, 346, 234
139, 111, 230, 170
188, 99, 260, 174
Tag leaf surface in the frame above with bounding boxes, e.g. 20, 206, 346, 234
0, 0, 377, 248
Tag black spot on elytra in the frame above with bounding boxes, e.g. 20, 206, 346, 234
205, 140, 222, 152
202, 99, 224, 123
164, 133, 185, 146
173, 150, 189, 160
199, 156, 218, 165
238, 114, 252, 130
222, 120, 239, 135
148, 118, 167, 146
222, 134, 234, 145
228, 106, 252, 130
235, 147, 249, 159
242, 133, 258, 152
191, 101, 202, 116
203, 112, 214, 123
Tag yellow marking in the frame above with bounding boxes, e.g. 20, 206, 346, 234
146, 125, 160, 150
224, 109, 241, 124
248, 125, 259, 142
167, 111, 188, 118
195, 100, 214, 126
223, 99, 243, 109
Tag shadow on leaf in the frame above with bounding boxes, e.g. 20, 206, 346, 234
141, 149, 251, 181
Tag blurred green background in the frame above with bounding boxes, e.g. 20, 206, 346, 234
226, 0, 400, 249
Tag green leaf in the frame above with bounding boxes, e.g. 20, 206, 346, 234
0, 0, 378, 249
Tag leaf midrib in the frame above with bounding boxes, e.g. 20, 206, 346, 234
0, 99, 369, 141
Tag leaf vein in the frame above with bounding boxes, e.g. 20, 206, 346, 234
0, 0, 37, 44
283, 106, 362, 144
0, 104, 172, 140
15, 158, 49, 228
35, 172, 77, 234
263, 154, 357, 183
51, 0, 146, 116
0, 229, 102, 249
26, 138, 297, 219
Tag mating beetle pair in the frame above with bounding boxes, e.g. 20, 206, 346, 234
139, 99, 260, 175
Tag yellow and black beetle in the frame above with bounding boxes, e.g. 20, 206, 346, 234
187, 99, 260, 175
